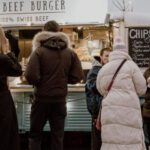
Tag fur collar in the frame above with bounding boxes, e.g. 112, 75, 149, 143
32, 31, 70, 51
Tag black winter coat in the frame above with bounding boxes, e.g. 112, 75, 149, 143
0, 52, 22, 150
85, 64, 103, 116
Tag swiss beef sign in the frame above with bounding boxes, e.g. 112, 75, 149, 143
128, 27, 150, 67
0, 0, 108, 26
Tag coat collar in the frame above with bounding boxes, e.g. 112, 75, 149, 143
109, 51, 132, 61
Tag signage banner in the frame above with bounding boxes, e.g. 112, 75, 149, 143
128, 27, 150, 67
0, 0, 108, 26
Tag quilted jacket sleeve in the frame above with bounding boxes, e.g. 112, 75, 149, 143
132, 62, 147, 96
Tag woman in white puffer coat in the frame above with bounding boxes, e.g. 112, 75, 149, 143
96, 37, 147, 150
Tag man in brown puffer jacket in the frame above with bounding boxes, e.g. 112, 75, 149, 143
25, 20, 83, 150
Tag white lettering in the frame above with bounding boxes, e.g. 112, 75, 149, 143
130, 29, 150, 39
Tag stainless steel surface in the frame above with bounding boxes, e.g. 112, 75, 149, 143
10, 84, 85, 92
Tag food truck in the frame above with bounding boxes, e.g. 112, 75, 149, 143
0, 0, 110, 132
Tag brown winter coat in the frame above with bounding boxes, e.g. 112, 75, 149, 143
25, 31, 83, 102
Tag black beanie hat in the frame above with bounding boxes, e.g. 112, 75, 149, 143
44, 20, 60, 32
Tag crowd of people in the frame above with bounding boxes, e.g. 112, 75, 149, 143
0, 20, 149, 150
0, 21, 83, 150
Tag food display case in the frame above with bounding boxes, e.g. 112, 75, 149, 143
10, 84, 91, 132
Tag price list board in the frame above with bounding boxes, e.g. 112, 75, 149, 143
128, 27, 150, 67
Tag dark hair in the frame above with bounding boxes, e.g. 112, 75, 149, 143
44, 20, 60, 32
100, 47, 112, 56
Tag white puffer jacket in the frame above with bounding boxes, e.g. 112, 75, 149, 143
96, 51, 147, 150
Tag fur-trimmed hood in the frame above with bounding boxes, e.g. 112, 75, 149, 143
32, 31, 70, 51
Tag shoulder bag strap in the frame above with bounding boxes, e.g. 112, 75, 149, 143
107, 59, 127, 92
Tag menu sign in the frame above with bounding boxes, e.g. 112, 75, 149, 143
128, 27, 150, 67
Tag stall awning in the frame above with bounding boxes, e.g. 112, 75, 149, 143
0, 0, 108, 27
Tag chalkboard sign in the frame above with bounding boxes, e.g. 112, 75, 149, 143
128, 27, 150, 67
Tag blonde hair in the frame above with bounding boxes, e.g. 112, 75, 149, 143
0, 27, 7, 53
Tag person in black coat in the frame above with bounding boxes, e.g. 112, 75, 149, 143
0, 27, 22, 150
85, 48, 111, 150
